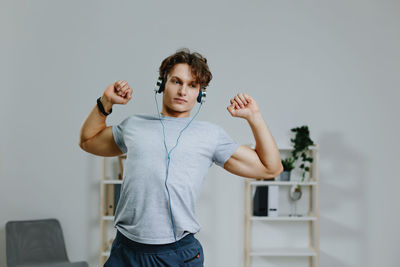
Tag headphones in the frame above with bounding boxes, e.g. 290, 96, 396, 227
154, 76, 207, 103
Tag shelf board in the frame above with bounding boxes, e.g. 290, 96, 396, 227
249, 179, 316, 186
250, 247, 317, 257
247, 145, 318, 151
104, 179, 123, 184
278, 145, 318, 151
250, 215, 317, 221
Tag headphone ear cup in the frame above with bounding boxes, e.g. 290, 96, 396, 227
155, 77, 165, 94
159, 79, 165, 93
197, 90, 202, 103
197, 88, 206, 103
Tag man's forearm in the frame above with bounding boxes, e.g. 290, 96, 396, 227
79, 96, 113, 145
247, 112, 283, 174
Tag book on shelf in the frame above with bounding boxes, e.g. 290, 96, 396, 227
114, 184, 121, 213
268, 185, 279, 217
105, 184, 122, 215
105, 184, 114, 216
252, 185, 279, 217
253, 186, 268, 216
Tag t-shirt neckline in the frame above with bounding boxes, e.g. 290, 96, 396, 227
153, 113, 194, 122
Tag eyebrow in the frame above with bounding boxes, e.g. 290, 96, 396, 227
170, 76, 198, 84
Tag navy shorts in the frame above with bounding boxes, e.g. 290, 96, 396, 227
104, 230, 204, 267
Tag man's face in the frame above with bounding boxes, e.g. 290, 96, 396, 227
161, 63, 201, 118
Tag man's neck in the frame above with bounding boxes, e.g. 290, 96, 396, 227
161, 108, 191, 118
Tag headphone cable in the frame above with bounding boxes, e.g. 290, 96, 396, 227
154, 91, 203, 260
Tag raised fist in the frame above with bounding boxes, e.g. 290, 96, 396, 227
102, 80, 133, 106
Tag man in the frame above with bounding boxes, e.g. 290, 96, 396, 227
79, 48, 283, 267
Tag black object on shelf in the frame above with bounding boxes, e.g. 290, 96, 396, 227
253, 185, 268, 216
114, 184, 121, 213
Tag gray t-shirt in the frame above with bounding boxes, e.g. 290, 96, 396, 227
112, 113, 240, 244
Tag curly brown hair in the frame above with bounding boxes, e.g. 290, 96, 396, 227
158, 48, 213, 88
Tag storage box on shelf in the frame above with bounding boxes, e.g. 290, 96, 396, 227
244, 144, 319, 267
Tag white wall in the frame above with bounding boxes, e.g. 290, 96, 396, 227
1, 0, 399, 266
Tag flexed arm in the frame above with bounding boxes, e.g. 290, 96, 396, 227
79, 80, 133, 157
223, 93, 283, 179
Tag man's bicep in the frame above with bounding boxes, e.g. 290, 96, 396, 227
223, 145, 275, 179
80, 126, 123, 157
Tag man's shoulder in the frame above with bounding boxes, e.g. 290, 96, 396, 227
121, 114, 222, 132
192, 119, 217, 128
192, 120, 226, 137
200, 120, 225, 129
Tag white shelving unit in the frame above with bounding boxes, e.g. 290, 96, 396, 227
99, 155, 126, 266
244, 144, 320, 267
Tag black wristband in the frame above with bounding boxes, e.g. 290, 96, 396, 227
97, 97, 112, 116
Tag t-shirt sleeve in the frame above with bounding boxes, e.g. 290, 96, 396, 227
212, 125, 241, 168
112, 117, 129, 154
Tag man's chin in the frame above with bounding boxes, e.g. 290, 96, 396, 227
166, 102, 194, 113
172, 103, 192, 110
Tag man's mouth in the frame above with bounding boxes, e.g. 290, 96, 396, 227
174, 98, 187, 103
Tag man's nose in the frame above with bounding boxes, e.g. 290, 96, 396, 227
178, 84, 188, 95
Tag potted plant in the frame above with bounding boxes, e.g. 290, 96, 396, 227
280, 157, 295, 181
288, 125, 314, 216
289, 125, 314, 183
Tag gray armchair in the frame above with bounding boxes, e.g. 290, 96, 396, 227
6, 218, 88, 267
